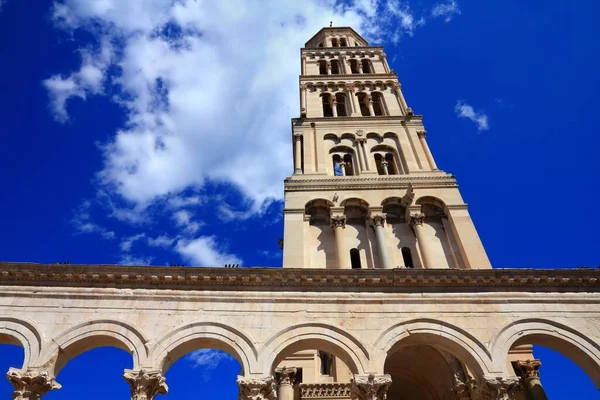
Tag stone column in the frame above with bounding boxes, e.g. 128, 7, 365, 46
301, 56, 307, 75
7, 368, 61, 400
393, 82, 408, 114
123, 369, 168, 400
332, 99, 338, 117
275, 367, 297, 400
293, 133, 303, 174
417, 130, 438, 170
327, 61, 332, 75
360, 141, 372, 171
380, 53, 390, 73
515, 360, 547, 400
350, 374, 392, 400
367, 98, 375, 116
331, 215, 348, 269
237, 376, 276, 400
345, 84, 357, 115
300, 84, 307, 116
475, 376, 523, 400
354, 142, 365, 172
410, 213, 434, 268
380, 160, 389, 175
441, 215, 461, 268
372, 215, 391, 269
339, 161, 346, 176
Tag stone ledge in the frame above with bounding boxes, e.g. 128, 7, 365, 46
0, 263, 598, 293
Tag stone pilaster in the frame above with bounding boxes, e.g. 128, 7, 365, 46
474, 376, 523, 400
350, 374, 392, 400
6, 368, 61, 400
123, 369, 168, 400
410, 213, 433, 268
237, 376, 277, 400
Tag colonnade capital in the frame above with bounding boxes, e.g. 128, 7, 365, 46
515, 359, 542, 380
123, 369, 168, 400
371, 214, 386, 227
237, 376, 276, 400
7, 367, 61, 400
331, 215, 346, 229
350, 374, 392, 400
417, 129, 427, 139
474, 376, 523, 400
409, 213, 425, 227
275, 366, 298, 386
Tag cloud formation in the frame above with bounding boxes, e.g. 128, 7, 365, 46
431, 1, 461, 22
455, 101, 489, 131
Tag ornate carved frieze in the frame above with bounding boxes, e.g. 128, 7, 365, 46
473, 377, 523, 400
7, 368, 61, 400
123, 369, 168, 400
237, 376, 276, 400
350, 374, 392, 400
0, 263, 599, 292
300, 382, 351, 398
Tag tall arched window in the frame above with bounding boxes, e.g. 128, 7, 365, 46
350, 59, 360, 74
330, 60, 340, 75
332, 154, 343, 176
402, 247, 414, 268
350, 248, 362, 269
343, 154, 355, 176
356, 92, 370, 116
361, 59, 371, 73
322, 94, 333, 117
374, 153, 385, 175
340, 38, 348, 47
331, 38, 339, 47
335, 93, 348, 117
319, 60, 327, 75
371, 92, 386, 116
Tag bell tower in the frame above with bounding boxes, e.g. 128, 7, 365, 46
282, 27, 491, 270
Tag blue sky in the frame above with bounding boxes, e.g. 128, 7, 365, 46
0, 0, 599, 398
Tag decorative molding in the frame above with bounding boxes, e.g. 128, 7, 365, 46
0, 263, 599, 293
123, 369, 168, 400
284, 174, 457, 191
474, 376, 523, 400
515, 359, 541, 380
7, 368, 61, 400
292, 115, 423, 123
300, 382, 351, 398
300, 73, 397, 81
351, 374, 392, 400
237, 376, 276, 400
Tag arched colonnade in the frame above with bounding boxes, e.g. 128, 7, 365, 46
2, 316, 598, 399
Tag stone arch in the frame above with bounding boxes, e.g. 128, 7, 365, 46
490, 318, 600, 388
374, 319, 492, 377
261, 323, 370, 374
415, 196, 449, 213
152, 321, 259, 375
0, 317, 42, 369
38, 319, 150, 376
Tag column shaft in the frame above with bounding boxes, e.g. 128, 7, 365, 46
441, 216, 461, 268
367, 99, 375, 116
332, 100, 338, 117
361, 141, 372, 171
373, 217, 391, 268
293, 135, 303, 174
355, 141, 365, 172
411, 214, 434, 268
300, 85, 307, 116
332, 217, 348, 269
417, 131, 438, 170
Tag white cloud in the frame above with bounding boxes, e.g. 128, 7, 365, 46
455, 101, 489, 131
119, 254, 154, 266
147, 235, 176, 248
431, 1, 461, 22
120, 233, 146, 252
172, 210, 202, 234
176, 236, 241, 266
46, 0, 439, 239
187, 349, 234, 369
72, 201, 116, 239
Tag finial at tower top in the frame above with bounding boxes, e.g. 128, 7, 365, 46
330, 21, 333, 27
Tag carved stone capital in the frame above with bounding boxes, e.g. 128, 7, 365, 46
237, 376, 276, 400
123, 369, 168, 400
293, 133, 303, 141
409, 213, 425, 227
474, 376, 523, 400
275, 367, 297, 386
417, 130, 427, 139
300, 84, 308, 90
380, 160, 388, 167
345, 83, 355, 91
371, 215, 386, 227
350, 374, 392, 400
331, 215, 346, 229
7, 368, 61, 400
515, 359, 541, 380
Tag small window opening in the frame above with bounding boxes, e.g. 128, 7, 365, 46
385, 153, 397, 175
318, 42, 324, 47
319, 60, 327, 75
331, 38, 339, 47
350, 59, 360, 74
343, 154, 354, 176
350, 248, 362, 269
361, 59, 371, 73
335, 93, 347, 117
322, 94, 333, 117
372, 92, 384, 116
374, 153, 385, 175
402, 247, 414, 268
340, 38, 348, 47
319, 351, 334, 375
356, 93, 370, 116
333, 154, 343, 176
330, 60, 340, 75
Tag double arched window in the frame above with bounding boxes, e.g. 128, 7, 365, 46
321, 93, 349, 117
331, 147, 356, 176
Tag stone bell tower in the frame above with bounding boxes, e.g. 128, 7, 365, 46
282, 26, 491, 270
